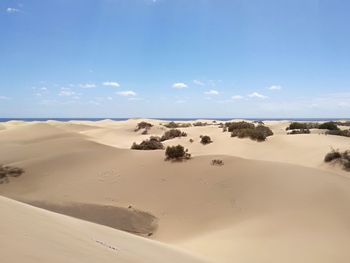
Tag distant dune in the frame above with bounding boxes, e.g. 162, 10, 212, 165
1, 119, 350, 262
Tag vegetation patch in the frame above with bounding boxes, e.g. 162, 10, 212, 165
324, 149, 350, 170
160, 129, 187, 141
163, 121, 191, 128
288, 129, 311, 135
131, 137, 164, 150
286, 122, 319, 130
200, 135, 212, 145
0, 165, 24, 184
165, 145, 191, 161
224, 122, 274, 142
135, 121, 153, 132
318, 122, 339, 131
193, 121, 208, 127
326, 129, 350, 137
211, 159, 224, 166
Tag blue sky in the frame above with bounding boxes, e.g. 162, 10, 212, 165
1, 0, 350, 118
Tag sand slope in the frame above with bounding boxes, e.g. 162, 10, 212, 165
1, 119, 350, 263
0, 196, 205, 263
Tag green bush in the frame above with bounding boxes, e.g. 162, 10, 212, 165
200, 135, 212, 145
163, 122, 191, 128
160, 129, 187, 141
165, 145, 191, 161
318, 122, 339, 131
230, 125, 273, 142
131, 137, 164, 150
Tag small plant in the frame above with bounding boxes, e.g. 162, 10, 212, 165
193, 121, 208, 127
135, 121, 153, 132
225, 121, 255, 132
288, 129, 311, 135
189, 138, 194, 143
211, 159, 224, 166
324, 149, 350, 171
163, 122, 191, 128
160, 129, 187, 141
200, 135, 212, 145
0, 165, 24, 184
131, 137, 164, 150
165, 145, 191, 161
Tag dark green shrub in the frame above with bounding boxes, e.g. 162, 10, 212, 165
335, 121, 350, 127
189, 138, 194, 143
286, 122, 320, 130
200, 135, 212, 145
160, 129, 187, 141
163, 122, 191, 128
319, 122, 339, 131
131, 137, 164, 150
255, 125, 274, 137
165, 145, 191, 161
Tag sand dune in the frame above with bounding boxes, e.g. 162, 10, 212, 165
1, 119, 350, 262
0, 196, 206, 263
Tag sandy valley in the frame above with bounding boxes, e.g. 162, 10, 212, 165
1, 119, 350, 263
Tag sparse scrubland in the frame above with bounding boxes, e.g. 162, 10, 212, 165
131, 137, 164, 150
326, 129, 350, 138
288, 129, 311, 135
211, 159, 224, 166
192, 121, 208, 127
287, 121, 339, 131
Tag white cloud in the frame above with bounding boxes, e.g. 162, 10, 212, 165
248, 92, 268, 99
80, 83, 96, 89
0, 96, 10, 100
103, 81, 120, 88
193, 80, 204, 86
173, 82, 187, 89
117, 90, 137, 97
232, 95, 243, 100
6, 7, 20, 13
268, 85, 282, 91
204, 89, 219, 95
59, 88, 76, 97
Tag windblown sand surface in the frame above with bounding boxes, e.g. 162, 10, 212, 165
1, 119, 350, 263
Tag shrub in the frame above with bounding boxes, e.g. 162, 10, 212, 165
324, 150, 350, 171
131, 137, 164, 150
189, 138, 194, 143
286, 122, 319, 130
231, 126, 273, 142
165, 145, 191, 161
255, 125, 274, 137
336, 121, 350, 127
225, 121, 255, 132
0, 165, 24, 183
324, 150, 342, 162
288, 129, 311, 135
163, 122, 191, 128
193, 121, 208, 127
200, 135, 212, 145
318, 122, 339, 131
326, 129, 350, 137
160, 129, 187, 141
135, 121, 153, 132
211, 159, 224, 166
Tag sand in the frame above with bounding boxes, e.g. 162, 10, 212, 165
1, 119, 350, 262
